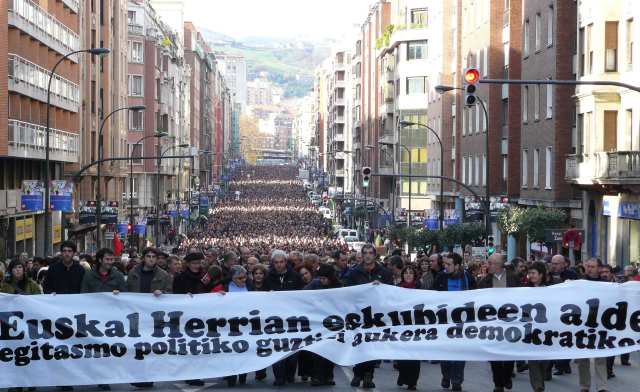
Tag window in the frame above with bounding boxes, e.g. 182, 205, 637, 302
482, 154, 487, 186
545, 146, 552, 189
627, 19, 634, 69
129, 110, 144, 131
474, 155, 480, 185
522, 150, 528, 187
524, 19, 530, 56
475, 104, 481, 133
129, 41, 143, 63
503, 155, 508, 181
547, 5, 554, 47
468, 157, 473, 186
579, 27, 585, 76
410, 8, 427, 27
128, 75, 143, 96
406, 77, 426, 94
523, 86, 529, 123
546, 80, 553, 119
534, 85, 540, 121
535, 13, 542, 51
407, 41, 428, 60
504, 42, 509, 66
605, 21, 619, 72
127, 10, 136, 25
462, 156, 467, 184
533, 148, 540, 188
128, 144, 142, 164
627, 109, 634, 149
587, 24, 593, 74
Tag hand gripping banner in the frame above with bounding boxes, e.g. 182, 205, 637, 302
1, 281, 640, 387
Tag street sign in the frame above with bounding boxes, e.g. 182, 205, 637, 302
545, 228, 584, 243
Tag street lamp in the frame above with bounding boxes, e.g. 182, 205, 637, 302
156, 144, 189, 247
96, 105, 145, 248
44, 47, 110, 256
129, 131, 167, 250
435, 84, 491, 238
399, 120, 445, 231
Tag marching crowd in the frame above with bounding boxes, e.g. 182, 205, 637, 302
1, 165, 638, 392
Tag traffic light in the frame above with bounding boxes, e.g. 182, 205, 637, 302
362, 167, 371, 188
463, 68, 480, 106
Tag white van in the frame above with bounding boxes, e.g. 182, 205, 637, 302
318, 206, 333, 220
338, 229, 358, 239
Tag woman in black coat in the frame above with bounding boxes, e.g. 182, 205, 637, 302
396, 265, 422, 390
304, 264, 342, 386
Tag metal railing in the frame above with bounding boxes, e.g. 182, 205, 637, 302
128, 23, 144, 35
566, 152, 640, 181
8, 119, 79, 162
61, 0, 79, 14
8, 53, 79, 111
8, 0, 79, 59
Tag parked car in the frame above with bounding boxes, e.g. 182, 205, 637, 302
338, 229, 358, 239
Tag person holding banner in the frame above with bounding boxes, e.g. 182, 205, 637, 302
223, 265, 250, 387
43, 241, 85, 295
478, 253, 520, 392
396, 263, 423, 391
1, 259, 42, 295
526, 261, 550, 392
266, 250, 304, 386
344, 244, 393, 389
574, 258, 609, 392
548, 254, 576, 377
435, 252, 475, 392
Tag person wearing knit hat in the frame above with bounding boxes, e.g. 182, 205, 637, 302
0, 259, 42, 295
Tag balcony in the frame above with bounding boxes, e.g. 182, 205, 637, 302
334, 97, 346, 106
335, 169, 345, 177
7, 119, 79, 163
128, 23, 144, 35
8, 54, 79, 112
566, 152, 640, 185
334, 79, 346, 89
333, 133, 345, 142
8, 0, 80, 61
334, 115, 345, 124
61, 0, 79, 14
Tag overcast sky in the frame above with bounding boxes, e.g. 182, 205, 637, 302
184, 0, 373, 39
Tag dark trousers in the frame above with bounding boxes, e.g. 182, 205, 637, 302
223, 374, 246, 385
621, 353, 630, 364
297, 351, 314, 378
607, 356, 615, 375
272, 354, 298, 382
440, 361, 465, 385
490, 361, 514, 388
311, 353, 335, 382
255, 368, 267, 379
353, 361, 376, 378
554, 359, 571, 373
397, 360, 420, 387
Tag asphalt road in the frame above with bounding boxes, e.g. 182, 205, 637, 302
28, 352, 639, 392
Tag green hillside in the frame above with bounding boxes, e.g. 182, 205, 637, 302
212, 43, 330, 98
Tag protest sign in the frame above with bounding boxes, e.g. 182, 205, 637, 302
1, 281, 640, 387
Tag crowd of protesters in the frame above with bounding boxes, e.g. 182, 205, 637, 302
1, 165, 639, 392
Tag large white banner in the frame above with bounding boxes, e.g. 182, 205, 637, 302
2, 281, 640, 387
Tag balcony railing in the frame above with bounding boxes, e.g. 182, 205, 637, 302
566, 152, 640, 183
128, 23, 144, 35
8, 0, 80, 61
61, 0, 79, 14
8, 119, 79, 163
8, 54, 79, 112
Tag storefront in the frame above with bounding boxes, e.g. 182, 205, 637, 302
602, 195, 640, 266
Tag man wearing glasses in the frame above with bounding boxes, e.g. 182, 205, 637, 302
344, 244, 393, 389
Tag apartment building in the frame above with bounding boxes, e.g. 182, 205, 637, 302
216, 52, 248, 111
376, 0, 456, 224
1, 0, 81, 257
567, 0, 640, 265
125, 0, 190, 241
518, 0, 580, 253
311, 59, 331, 176
455, 0, 522, 238
327, 49, 354, 196
360, 1, 391, 211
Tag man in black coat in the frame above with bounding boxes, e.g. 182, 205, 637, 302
477, 253, 520, 392
266, 250, 303, 386
344, 244, 393, 389
172, 252, 209, 386
43, 241, 85, 295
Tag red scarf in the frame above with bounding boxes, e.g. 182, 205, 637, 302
400, 280, 417, 289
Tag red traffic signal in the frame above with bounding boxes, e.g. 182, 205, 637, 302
464, 68, 480, 84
